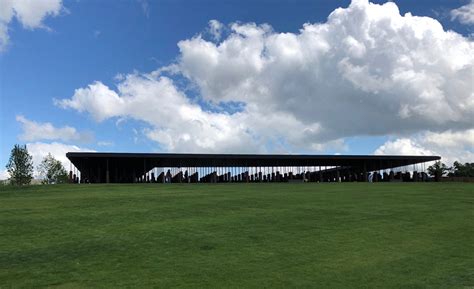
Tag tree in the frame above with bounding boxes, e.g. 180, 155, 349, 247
449, 161, 474, 177
38, 153, 69, 184
427, 161, 450, 181
6, 144, 34, 185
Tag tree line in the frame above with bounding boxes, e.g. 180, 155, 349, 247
427, 161, 474, 180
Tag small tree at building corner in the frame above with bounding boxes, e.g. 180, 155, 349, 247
38, 153, 69, 184
6, 144, 34, 185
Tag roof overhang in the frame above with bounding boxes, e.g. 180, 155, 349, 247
66, 152, 440, 172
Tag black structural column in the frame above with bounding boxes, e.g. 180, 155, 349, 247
363, 162, 367, 182
106, 158, 110, 183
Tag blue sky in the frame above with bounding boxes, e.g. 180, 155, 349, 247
0, 0, 473, 177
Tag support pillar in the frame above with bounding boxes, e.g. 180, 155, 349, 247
106, 158, 110, 184
362, 162, 367, 182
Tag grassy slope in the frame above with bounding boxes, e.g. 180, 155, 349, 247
0, 183, 473, 289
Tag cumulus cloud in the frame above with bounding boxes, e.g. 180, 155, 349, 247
177, 1, 473, 136
56, 75, 265, 153
26, 142, 94, 177
375, 129, 474, 165
16, 115, 93, 143
0, 0, 63, 51
451, 0, 474, 25
56, 0, 474, 159
374, 138, 434, 156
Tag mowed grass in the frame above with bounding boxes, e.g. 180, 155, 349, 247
0, 183, 473, 289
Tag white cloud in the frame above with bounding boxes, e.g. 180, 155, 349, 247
374, 138, 434, 156
16, 115, 93, 143
177, 1, 473, 137
374, 129, 474, 165
208, 20, 224, 41
451, 0, 474, 25
0, 0, 63, 51
56, 75, 266, 153
56, 0, 474, 160
56, 73, 348, 153
26, 142, 94, 177
0, 169, 9, 180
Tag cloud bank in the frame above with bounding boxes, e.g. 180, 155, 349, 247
56, 0, 474, 161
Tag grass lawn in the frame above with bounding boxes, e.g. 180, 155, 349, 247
0, 183, 473, 288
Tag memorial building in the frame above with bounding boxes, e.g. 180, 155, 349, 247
66, 152, 440, 183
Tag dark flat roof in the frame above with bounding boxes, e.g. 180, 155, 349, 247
66, 152, 440, 172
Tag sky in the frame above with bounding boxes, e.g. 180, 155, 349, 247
0, 0, 473, 178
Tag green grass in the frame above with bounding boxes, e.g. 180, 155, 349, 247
0, 183, 473, 288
